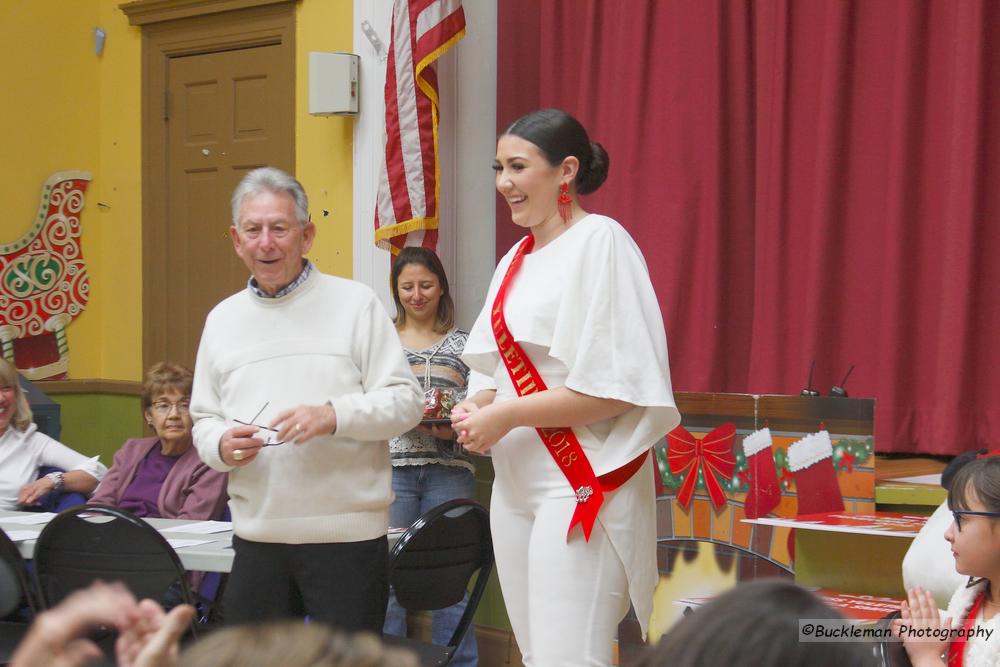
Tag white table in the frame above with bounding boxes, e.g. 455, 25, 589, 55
0, 510, 236, 573
1, 510, 402, 574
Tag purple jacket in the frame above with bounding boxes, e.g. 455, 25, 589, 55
90, 437, 228, 520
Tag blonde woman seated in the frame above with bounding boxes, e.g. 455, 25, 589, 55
90, 362, 227, 520
0, 358, 107, 511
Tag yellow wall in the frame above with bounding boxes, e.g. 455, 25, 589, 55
93, 1, 144, 382
0, 1, 104, 376
296, 1, 355, 277
0, 0, 355, 382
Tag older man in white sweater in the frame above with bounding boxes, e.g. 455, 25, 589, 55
191, 167, 423, 631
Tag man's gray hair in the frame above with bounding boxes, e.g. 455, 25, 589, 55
231, 167, 310, 227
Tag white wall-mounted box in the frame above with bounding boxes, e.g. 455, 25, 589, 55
309, 51, 359, 116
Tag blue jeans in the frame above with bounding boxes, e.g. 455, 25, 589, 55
384, 463, 478, 666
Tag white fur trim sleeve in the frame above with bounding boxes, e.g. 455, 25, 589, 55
944, 580, 1000, 667
742, 428, 773, 456
787, 431, 833, 472
947, 580, 985, 623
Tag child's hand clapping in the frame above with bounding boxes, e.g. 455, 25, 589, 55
892, 587, 951, 667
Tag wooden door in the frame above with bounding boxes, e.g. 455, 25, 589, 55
162, 45, 294, 368
140, 4, 295, 372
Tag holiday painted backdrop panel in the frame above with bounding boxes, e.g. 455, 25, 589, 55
655, 393, 876, 570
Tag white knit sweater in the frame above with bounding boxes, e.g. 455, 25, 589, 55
191, 269, 423, 544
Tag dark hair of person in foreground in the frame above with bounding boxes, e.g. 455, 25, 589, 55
633, 578, 874, 667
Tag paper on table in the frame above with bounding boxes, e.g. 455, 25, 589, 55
745, 511, 927, 537
4, 530, 40, 542
2, 513, 56, 525
166, 538, 214, 549
159, 521, 232, 535
884, 473, 942, 486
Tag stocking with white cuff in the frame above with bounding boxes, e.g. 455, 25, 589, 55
788, 430, 844, 515
742, 427, 781, 519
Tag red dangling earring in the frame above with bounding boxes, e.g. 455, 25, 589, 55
557, 182, 572, 223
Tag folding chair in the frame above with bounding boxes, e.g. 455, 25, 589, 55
32, 504, 199, 637
382, 499, 494, 667
0, 529, 37, 666
872, 610, 912, 667
0, 528, 38, 618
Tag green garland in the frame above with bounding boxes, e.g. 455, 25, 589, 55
657, 436, 875, 496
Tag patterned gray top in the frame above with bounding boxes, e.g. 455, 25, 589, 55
390, 328, 474, 472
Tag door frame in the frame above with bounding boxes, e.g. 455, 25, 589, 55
123, 0, 295, 371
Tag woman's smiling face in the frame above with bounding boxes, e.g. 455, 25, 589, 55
494, 134, 565, 230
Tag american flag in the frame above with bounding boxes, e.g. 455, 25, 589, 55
374, 0, 466, 254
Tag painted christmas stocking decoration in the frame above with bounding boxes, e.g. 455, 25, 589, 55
742, 427, 781, 519
788, 430, 844, 515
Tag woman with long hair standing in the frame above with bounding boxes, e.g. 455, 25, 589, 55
384, 247, 478, 665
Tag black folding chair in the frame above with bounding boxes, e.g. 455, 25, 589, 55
32, 505, 199, 637
0, 529, 37, 666
0, 528, 38, 618
382, 499, 494, 667
872, 610, 912, 667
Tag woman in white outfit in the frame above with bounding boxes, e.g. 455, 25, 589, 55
0, 358, 106, 510
452, 108, 680, 666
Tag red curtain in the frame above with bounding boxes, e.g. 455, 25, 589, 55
496, 0, 1000, 454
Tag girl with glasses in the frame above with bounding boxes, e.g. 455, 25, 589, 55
894, 456, 1000, 665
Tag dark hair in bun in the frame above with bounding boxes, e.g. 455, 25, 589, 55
502, 108, 610, 195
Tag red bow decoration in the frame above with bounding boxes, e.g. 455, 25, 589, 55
779, 467, 794, 490
836, 450, 856, 473
667, 423, 737, 510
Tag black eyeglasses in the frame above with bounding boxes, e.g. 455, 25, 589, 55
234, 401, 285, 446
951, 509, 1000, 531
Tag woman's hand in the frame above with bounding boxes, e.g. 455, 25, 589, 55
449, 399, 480, 424
116, 599, 193, 667
449, 399, 479, 442
453, 402, 514, 454
17, 477, 55, 507
11, 582, 134, 667
10, 581, 191, 667
892, 587, 950, 666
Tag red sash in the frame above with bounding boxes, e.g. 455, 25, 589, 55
490, 235, 647, 541
947, 590, 986, 666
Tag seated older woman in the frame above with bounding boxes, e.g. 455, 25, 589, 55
0, 358, 107, 511
90, 362, 227, 520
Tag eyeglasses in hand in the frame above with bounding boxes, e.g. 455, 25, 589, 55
234, 401, 286, 446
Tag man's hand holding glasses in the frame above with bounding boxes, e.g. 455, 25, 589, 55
221, 401, 288, 466
220, 401, 338, 466
271, 403, 338, 444
220, 423, 267, 467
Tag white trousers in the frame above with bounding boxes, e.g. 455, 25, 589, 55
491, 482, 630, 667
